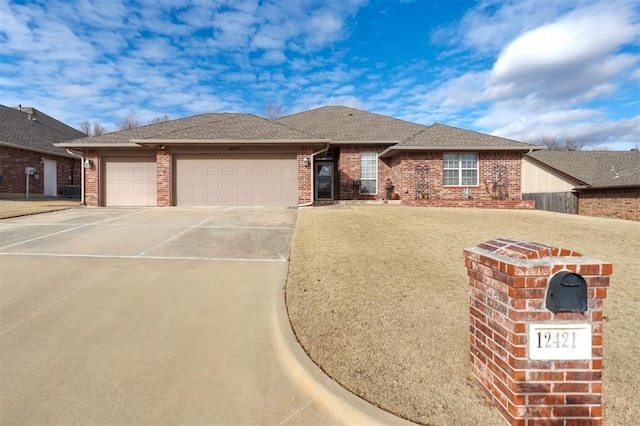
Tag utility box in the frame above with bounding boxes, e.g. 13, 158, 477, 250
464, 238, 611, 426
62, 185, 81, 198
25, 167, 37, 175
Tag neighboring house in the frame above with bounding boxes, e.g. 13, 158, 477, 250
55, 106, 538, 209
523, 150, 640, 221
0, 104, 85, 197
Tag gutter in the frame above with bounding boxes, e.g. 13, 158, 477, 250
298, 143, 331, 207
1, 141, 78, 158
574, 184, 640, 191
130, 138, 329, 145
379, 145, 539, 158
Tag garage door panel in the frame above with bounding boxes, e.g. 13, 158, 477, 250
176, 154, 297, 206
104, 157, 157, 207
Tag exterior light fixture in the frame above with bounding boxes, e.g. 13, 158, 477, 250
84, 159, 93, 169
303, 157, 309, 167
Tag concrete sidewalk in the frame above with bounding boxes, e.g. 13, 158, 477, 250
0, 207, 413, 425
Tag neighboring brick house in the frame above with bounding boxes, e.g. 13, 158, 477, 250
0, 105, 84, 197
56, 106, 538, 209
523, 150, 640, 221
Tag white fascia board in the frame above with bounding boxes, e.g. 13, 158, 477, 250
129, 138, 330, 144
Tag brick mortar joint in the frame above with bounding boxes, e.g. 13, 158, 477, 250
464, 247, 612, 272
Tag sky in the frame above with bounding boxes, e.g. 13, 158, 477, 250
1, 0, 639, 150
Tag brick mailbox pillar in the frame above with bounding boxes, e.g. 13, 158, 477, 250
463, 238, 611, 425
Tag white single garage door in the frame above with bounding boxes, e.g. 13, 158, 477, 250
104, 157, 157, 206
175, 154, 298, 206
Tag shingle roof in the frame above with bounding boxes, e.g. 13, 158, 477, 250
57, 105, 535, 152
397, 123, 534, 150
276, 106, 427, 142
59, 113, 324, 147
0, 105, 85, 156
528, 150, 640, 188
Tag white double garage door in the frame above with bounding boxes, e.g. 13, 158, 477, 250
104, 153, 298, 207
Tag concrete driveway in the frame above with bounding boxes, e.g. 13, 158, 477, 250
0, 207, 411, 425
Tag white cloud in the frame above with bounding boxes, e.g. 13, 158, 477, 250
418, 0, 640, 148
490, 7, 638, 85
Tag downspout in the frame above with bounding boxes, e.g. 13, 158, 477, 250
298, 143, 330, 207
66, 149, 84, 204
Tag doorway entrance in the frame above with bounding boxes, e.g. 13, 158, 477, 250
315, 161, 334, 200
43, 159, 57, 196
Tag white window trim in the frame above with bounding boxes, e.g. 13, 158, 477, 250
359, 152, 378, 195
443, 152, 479, 186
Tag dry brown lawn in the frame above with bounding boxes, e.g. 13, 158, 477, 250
286, 205, 640, 426
0, 199, 80, 219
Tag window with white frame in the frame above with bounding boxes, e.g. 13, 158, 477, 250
443, 153, 478, 186
359, 152, 378, 194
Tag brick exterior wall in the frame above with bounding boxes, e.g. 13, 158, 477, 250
336, 145, 392, 200
0, 145, 81, 196
83, 149, 99, 206
334, 149, 528, 206
156, 147, 172, 207
464, 238, 611, 425
298, 145, 314, 204
578, 187, 640, 222
392, 151, 525, 201
77, 146, 531, 208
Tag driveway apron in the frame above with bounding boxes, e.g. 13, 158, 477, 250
0, 207, 410, 425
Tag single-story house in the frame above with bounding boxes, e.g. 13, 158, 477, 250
0, 104, 84, 198
55, 106, 539, 209
523, 150, 640, 221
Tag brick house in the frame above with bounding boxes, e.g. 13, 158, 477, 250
56, 106, 538, 209
523, 150, 640, 221
0, 105, 84, 198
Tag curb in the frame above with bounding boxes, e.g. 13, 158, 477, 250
271, 283, 416, 425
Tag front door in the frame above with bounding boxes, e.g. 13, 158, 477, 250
315, 162, 333, 200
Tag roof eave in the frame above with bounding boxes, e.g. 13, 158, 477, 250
380, 145, 535, 158
575, 184, 640, 191
2, 141, 76, 157
130, 138, 330, 145
328, 140, 401, 145
53, 142, 142, 148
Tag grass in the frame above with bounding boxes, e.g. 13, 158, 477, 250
0, 198, 81, 219
286, 206, 640, 425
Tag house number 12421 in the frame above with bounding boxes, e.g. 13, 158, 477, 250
536, 331, 577, 349
528, 323, 591, 360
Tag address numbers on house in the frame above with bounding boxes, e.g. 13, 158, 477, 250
528, 323, 592, 360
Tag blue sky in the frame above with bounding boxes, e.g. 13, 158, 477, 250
1, 0, 639, 149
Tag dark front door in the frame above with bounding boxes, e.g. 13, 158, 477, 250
315, 162, 334, 200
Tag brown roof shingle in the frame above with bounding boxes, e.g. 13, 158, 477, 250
398, 123, 534, 150
276, 106, 427, 142
60, 113, 323, 146
528, 150, 640, 188
0, 105, 85, 156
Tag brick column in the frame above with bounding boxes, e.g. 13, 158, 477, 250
156, 147, 171, 207
464, 238, 611, 425
297, 145, 313, 205
83, 149, 99, 207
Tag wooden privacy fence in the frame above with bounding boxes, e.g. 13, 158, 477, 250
522, 192, 578, 215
